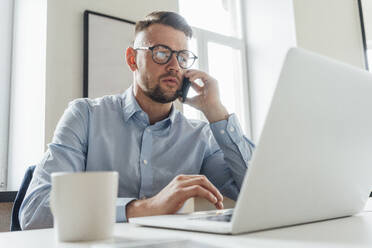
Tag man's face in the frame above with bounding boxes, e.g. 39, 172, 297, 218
133, 24, 188, 103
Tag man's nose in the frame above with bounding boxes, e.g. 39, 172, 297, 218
166, 53, 181, 72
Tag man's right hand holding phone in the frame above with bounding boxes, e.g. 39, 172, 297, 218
181, 70, 230, 124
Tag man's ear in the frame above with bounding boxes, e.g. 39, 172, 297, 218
126, 47, 137, 71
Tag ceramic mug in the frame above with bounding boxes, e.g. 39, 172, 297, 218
50, 171, 118, 242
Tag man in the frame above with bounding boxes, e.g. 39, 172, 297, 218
20, 11, 254, 230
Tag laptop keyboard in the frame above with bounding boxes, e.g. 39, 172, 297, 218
188, 209, 234, 222
203, 214, 232, 222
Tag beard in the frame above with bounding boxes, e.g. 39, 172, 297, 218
142, 73, 181, 103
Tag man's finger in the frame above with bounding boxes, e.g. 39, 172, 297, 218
189, 80, 203, 92
174, 174, 202, 181
215, 201, 224, 210
180, 176, 223, 202
182, 185, 218, 205
185, 69, 204, 78
188, 75, 209, 86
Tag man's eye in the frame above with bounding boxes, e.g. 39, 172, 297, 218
179, 56, 188, 63
155, 51, 168, 60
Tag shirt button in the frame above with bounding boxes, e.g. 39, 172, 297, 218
220, 130, 225, 134
229, 127, 235, 132
143, 159, 148, 165
146, 129, 151, 133
141, 113, 145, 117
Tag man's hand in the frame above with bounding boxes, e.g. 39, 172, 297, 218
181, 70, 229, 123
126, 175, 224, 219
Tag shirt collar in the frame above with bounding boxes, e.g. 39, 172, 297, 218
122, 85, 142, 122
167, 104, 178, 124
121, 85, 179, 125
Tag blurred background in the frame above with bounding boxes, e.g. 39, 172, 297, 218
0, 0, 370, 193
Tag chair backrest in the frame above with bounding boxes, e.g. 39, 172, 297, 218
10, 165, 36, 231
0, 192, 17, 232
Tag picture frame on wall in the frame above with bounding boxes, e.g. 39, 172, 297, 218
358, 0, 370, 71
83, 10, 135, 98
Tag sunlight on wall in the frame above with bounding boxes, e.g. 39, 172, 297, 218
179, 0, 241, 38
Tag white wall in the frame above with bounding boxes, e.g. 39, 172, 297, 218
245, 0, 366, 142
293, 0, 366, 69
44, 0, 178, 148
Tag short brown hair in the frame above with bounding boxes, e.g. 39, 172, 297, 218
135, 11, 192, 39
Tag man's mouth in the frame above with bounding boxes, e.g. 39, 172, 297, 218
161, 77, 179, 87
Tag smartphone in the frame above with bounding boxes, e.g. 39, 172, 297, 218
178, 77, 192, 102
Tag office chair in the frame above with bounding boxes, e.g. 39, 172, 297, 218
10, 165, 36, 231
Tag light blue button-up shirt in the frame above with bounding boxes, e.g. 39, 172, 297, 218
20, 86, 254, 230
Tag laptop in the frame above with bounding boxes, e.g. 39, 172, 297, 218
129, 47, 372, 234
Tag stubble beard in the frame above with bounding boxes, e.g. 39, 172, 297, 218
142, 74, 180, 104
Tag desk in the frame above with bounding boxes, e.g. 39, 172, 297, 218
2, 203, 372, 248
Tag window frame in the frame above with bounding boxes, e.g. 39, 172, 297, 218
184, 25, 252, 138
0, 0, 15, 191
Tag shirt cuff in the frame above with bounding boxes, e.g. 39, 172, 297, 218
210, 114, 244, 145
116, 197, 137, 222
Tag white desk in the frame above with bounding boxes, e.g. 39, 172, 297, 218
2, 202, 372, 248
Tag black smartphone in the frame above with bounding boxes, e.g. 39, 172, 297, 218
178, 77, 192, 102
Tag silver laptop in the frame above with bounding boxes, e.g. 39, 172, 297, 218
129, 47, 372, 234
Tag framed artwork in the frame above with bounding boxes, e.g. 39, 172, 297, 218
83, 10, 135, 98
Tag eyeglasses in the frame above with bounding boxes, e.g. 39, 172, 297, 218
135, 44, 198, 69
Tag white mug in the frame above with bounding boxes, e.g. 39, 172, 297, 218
50, 171, 118, 242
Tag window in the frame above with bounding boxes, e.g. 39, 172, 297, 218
0, 0, 14, 191
0, 0, 46, 191
179, 0, 251, 136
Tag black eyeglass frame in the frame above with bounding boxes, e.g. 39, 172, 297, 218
134, 44, 198, 69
